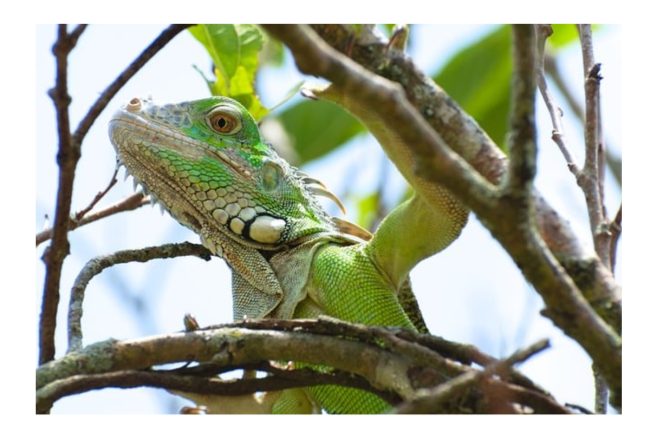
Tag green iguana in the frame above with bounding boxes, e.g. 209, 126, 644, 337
109, 95, 467, 413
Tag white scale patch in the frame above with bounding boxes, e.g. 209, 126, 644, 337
203, 192, 285, 244
249, 215, 286, 244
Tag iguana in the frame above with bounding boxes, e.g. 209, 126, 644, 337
109, 95, 467, 413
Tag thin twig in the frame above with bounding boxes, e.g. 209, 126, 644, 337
68, 24, 87, 45
579, 24, 618, 413
544, 55, 621, 185
36, 166, 121, 246
67, 242, 212, 353
36, 193, 150, 246
74, 166, 120, 221
535, 25, 580, 176
37, 366, 391, 414
609, 203, 622, 270
578, 25, 611, 267
392, 339, 556, 413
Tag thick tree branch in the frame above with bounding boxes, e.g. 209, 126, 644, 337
261, 24, 621, 409
38, 319, 568, 414
263, 25, 497, 215
39, 326, 430, 413
231, 318, 551, 396
504, 25, 538, 198
67, 242, 212, 353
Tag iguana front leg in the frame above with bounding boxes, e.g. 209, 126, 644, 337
369, 193, 466, 291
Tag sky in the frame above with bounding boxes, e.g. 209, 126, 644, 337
34, 24, 622, 415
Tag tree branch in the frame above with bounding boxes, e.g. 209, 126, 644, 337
262, 25, 497, 216
299, 25, 620, 338
609, 203, 622, 270
535, 25, 580, 176
36, 192, 150, 246
504, 25, 538, 201
229, 317, 552, 396
392, 339, 563, 414
544, 54, 621, 186
39, 24, 191, 365
71, 166, 120, 222
38, 320, 568, 414
67, 242, 212, 353
40, 24, 83, 365
39, 325, 427, 413
261, 24, 621, 409
37, 364, 393, 415
578, 25, 611, 268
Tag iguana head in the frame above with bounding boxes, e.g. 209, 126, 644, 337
109, 96, 355, 250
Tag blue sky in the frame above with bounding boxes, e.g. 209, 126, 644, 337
35, 24, 622, 414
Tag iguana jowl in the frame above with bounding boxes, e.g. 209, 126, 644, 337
109, 95, 467, 413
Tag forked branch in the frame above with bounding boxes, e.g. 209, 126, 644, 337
261, 24, 621, 409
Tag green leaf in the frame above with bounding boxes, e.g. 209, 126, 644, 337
547, 24, 601, 50
276, 98, 366, 164
379, 24, 396, 37
189, 24, 268, 119
547, 24, 580, 49
434, 25, 512, 150
355, 191, 381, 229
258, 34, 286, 67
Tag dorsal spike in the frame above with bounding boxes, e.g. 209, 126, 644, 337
306, 184, 347, 214
331, 217, 373, 241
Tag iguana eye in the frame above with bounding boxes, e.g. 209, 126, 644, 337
207, 105, 242, 135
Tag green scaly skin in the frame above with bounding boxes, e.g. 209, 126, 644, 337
109, 96, 467, 414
